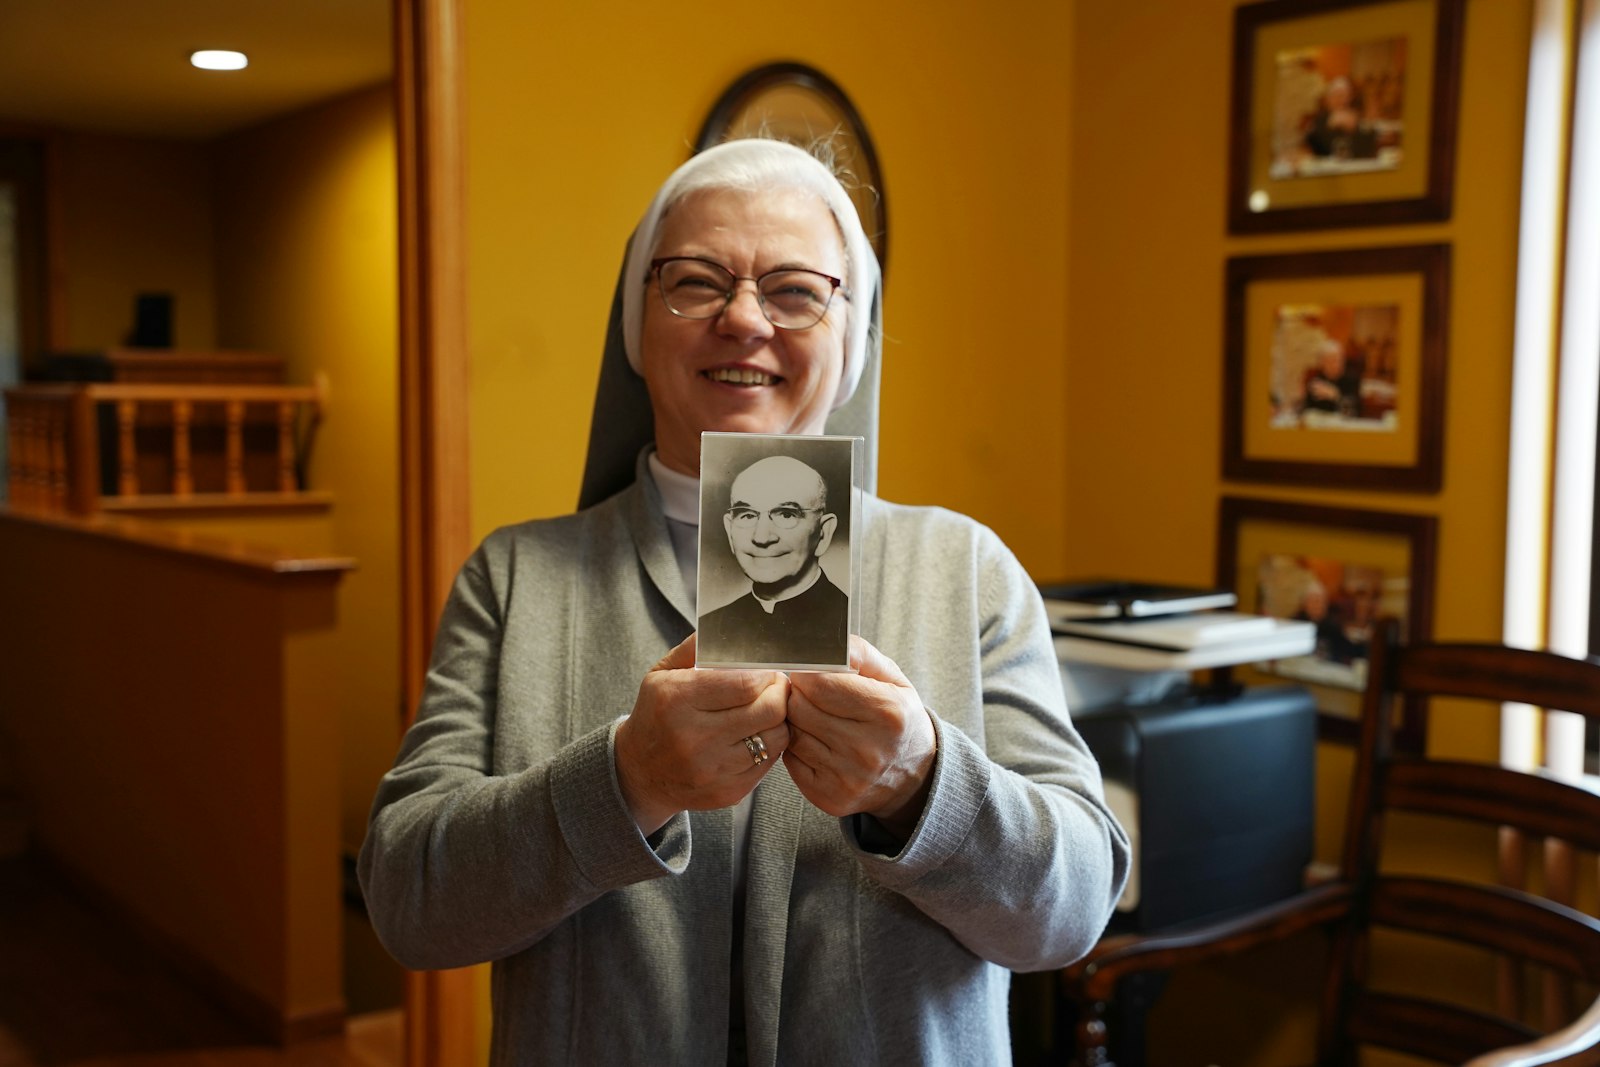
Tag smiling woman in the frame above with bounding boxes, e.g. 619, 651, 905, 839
358, 135, 1129, 1066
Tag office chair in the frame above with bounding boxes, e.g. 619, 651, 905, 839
1061, 616, 1600, 1066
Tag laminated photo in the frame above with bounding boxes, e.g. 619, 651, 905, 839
695, 432, 862, 671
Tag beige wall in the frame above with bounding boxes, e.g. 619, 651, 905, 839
0, 513, 345, 1034
6, 79, 399, 1029
212, 84, 401, 855
54, 132, 217, 350
52, 85, 403, 860
41, 85, 400, 861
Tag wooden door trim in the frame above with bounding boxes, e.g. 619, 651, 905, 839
394, 0, 475, 1064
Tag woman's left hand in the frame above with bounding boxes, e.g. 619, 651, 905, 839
784, 635, 936, 840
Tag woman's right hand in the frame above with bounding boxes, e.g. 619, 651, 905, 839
614, 633, 791, 834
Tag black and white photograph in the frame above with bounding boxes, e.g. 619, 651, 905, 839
696, 432, 859, 670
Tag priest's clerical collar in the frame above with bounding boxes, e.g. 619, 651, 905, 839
648, 451, 700, 526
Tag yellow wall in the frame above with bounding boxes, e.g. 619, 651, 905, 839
464, 0, 1075, 575
212, 84, 401, 855
460, 0, 1532, 1061
1068, 0, 1524, 648
1069, 2, 1531, 1061
54, 132, 217, 350
464, 0, 1526, 849
1070, 0, 1526, 792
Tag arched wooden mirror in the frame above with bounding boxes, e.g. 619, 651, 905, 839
695, 62, 888, 285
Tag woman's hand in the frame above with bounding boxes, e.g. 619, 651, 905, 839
784, 636, 937, 841
615, 634, 791, 835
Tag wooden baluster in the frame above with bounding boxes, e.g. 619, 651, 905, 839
1496, 827, 1525, 1018
69, 390, 100, 516
225, 399, 245, 495
2, 395, 14, 503
277, 401, 296, 492
172, 398, 193, 497
47, 407, 67, 511
6, 398, 22, 506
11, 398, 31, 507
117, 400, 139, 496
1542, 838, 1577, 1030
22, 399, 43, 508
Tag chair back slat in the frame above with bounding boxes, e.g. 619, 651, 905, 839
1369, 877, 1600, 982
1346, 993, 1538, 1063
1339, 618, 1600, 1063
1393, 642, 1600, 719
1386, 760, 1600, 850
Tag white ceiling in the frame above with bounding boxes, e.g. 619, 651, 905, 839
0, 0, 392, 140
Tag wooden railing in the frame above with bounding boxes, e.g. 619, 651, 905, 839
5, 381, 327, 515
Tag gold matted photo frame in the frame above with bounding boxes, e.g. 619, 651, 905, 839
1222, 243, 1449, 492
1228, 0, 1464, 233
1217, 495, 1436, 747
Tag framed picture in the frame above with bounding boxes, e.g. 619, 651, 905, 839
1228, 0, 1465, 233
1222, 243, 1449, 492
696, 62, 888, 281
1216, 495, 1437, 747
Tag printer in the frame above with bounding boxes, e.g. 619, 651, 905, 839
1043, 581, 1319, 932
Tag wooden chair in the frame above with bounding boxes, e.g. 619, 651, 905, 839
1061, 616, 1600, 1066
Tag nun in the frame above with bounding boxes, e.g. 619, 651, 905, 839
359, 137, 1128, 1066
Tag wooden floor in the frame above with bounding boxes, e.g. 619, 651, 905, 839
0, 852, 402, 1067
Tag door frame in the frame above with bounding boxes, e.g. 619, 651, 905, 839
393, 0, 475, 1063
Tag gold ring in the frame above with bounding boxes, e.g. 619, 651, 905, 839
743, 734, 768, 765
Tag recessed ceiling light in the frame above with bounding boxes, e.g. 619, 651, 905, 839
190, 50, 248, 71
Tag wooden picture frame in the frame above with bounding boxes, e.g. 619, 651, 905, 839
1222, 243, 1449, 492
1228, 0, 1464, 233
695, 61, 888, 282
1216, 495, 1436, 747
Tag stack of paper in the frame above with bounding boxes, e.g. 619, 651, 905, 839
1039, 580, 1237, 625
1040, 578, 1316, 673
1052, 611, 1278, 650
1053, 617, 1316, 672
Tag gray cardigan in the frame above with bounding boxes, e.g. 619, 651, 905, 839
359, 468, 1129, 1065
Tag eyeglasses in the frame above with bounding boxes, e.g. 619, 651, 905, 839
651, 257, 843, 330
725, 505, 823, 530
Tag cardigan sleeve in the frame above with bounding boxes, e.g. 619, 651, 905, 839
845, 524, 1131, 972
356, 540, 690, 971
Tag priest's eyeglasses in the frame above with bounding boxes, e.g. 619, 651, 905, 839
651, 257, 843, 330
725, 506, 823, 530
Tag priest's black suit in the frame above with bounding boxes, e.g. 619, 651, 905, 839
698, 573, 849, 667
